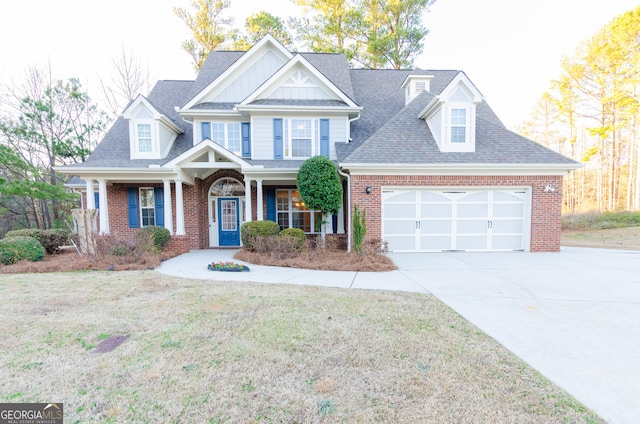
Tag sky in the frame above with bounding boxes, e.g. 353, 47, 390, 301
0, 0, 637, 129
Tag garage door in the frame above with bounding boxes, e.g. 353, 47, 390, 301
382, 189, 529, 252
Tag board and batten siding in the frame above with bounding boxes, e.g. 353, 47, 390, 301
251, 116, 348, 160
204, 50, 286, 103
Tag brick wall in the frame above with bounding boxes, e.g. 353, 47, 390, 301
350, 174, 564, 252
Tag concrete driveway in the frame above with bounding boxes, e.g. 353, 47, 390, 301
388, 247, 640, 424
158, 246, 640, 424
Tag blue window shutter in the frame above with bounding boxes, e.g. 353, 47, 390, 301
201, 122, 211, 141
127, 187, 139, 228
266, 189, 276, 222
154, 187, 164, 227
94, 193, 100, 210
320, 119, 330, 157
241, 122, 251, 158
273, 118, 283, 159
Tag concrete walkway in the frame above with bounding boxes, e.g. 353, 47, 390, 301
157, 247, 640, 424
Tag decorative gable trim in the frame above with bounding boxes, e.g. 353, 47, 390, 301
163, 139, 252, 171
123, 95, 183, 134
181, 35, 293, 110
240, 55, 360, 109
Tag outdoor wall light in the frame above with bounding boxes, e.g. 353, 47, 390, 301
366, 186, 372, 194
544, 184, 556, 193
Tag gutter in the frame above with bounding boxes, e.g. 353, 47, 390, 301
337, 166, 352, 252
347, 112, 361, 142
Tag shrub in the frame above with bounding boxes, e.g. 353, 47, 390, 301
40, 229, 70, 253
241, 220, 280, 249
5, 228, 71, 254
137, 226, 171, 252
353, 205, 366, 254
279, 228, 306, 250
251, 235, 305, 259
0, 236, 45, 265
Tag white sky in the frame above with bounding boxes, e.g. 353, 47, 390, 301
0, 0, 637, 129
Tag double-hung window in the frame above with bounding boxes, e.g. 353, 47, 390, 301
137, 123, 153, 152
276, 189, 322, 233
204, 122, 242, 156
139, 188, 155, 226
449, 107, 468, 144
283, 119, 319, 159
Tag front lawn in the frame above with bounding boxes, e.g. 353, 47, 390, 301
0, 271, 602, 423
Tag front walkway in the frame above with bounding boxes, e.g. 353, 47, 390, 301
157, 247, 640, 424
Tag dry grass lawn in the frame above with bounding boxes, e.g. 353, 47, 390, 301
0, 271, 602, 423
562, 226, 640, 250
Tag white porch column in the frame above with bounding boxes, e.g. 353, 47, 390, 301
97, 179, 110, 234
85, 178, 95, 209
256, 179, 264, 221
245, 177, 253, 222
175, 179, 185, 235
163, 179, 174, 235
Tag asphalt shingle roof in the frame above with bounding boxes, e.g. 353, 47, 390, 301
64, 46, 576, 172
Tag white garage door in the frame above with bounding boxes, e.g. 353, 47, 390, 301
382, 189, 529, 252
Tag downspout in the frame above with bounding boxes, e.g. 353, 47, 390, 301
347, 113, 361, 142
337, 166, 352, 252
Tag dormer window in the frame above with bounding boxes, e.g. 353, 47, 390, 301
137, 123, 153, 152
450, 108, 468, 143
402, 74, 434, 105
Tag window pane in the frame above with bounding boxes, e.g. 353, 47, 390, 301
293, 211, 311, 232
451, 127, 466, 143
138, 124, 152, 152
227, 123, 241, 155
142, 208, 155, 226
292, 139, 312, 157
140, 189, 154, 207
291, 119, 311, 138
451, 108, 466, 125
277, 212, 288, 230
212, 123, 225, 147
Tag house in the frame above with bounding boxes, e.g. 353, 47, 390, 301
56, 35, 580, 253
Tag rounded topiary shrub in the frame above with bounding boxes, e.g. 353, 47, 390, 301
279, 228, 307, 250
5, 228, 42, 240
137, 226, 171, 252
241, 220, 280, 250
0, 236, 45, 265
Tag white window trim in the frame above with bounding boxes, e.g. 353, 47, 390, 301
130, 120, 158, 159
276, 189, 321, 233
442, 103, 475, 152
203, 122, 243, 156
283, 118, 320, 159
139, 187, 156, 227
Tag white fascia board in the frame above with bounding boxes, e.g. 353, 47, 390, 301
175, 107, 243, 120
159, 115, 184, 134
341, 163, 583, 176
242, 168, 299, 181
235, 104, 362, 114
401, 74, 434, 88
439, 71, 483, 103
418, 97, 441, 119
162, 139, 252, 169
241, 55, 359, 108
182, 35, 293, 110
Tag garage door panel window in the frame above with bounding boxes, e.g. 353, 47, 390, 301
385, 220, 417, 234
457, 220, 488, 233
386, 191, 417, 202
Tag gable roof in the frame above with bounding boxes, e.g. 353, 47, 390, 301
342, 89, 578, 167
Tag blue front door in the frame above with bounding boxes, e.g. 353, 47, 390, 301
218, 198, 240, 246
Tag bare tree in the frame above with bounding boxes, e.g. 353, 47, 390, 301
99, 45, 151, 117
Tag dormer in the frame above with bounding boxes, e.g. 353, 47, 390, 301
123, 95, 183, 160
402, 74, 434, 105
418, 72, 483, 153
